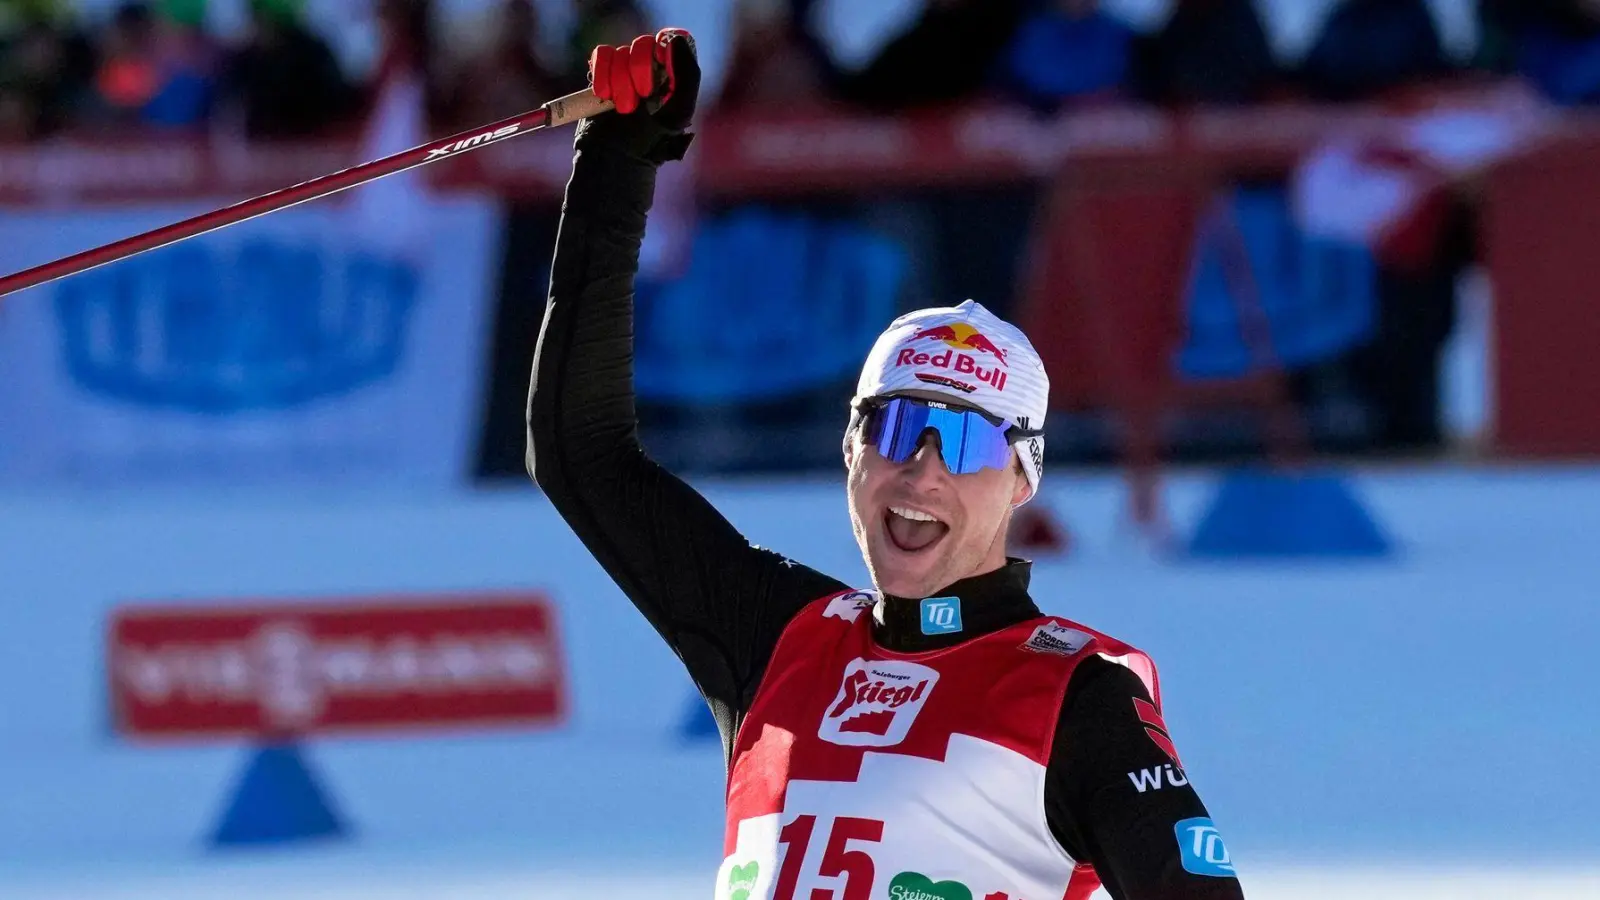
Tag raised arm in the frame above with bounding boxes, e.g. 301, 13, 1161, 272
1048, 658, 1247, 899
525, 30, 848, 743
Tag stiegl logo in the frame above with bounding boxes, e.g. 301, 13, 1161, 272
818, 658, 938, 747
426, 124, 523, 160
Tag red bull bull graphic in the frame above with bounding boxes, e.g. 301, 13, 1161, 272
909, 324, 1009, 366
908, 325, 960, 344
897, 323, 1009, 391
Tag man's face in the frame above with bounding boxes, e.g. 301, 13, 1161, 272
845, 405, 1029, 599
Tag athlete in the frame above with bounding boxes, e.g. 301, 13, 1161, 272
528, 28, 1246, 900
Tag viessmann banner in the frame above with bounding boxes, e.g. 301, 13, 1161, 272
0, 193, 501, 488
107, 592, 568, 738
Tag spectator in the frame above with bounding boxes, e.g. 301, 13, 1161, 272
0, 0, 95, 139
88, 3, 162, 128
1478, 0, 1600, 105
716, 0, 829, 110
836, 0, 1028, 111
369, 0, 450, 127
1291, 4, 1468, 453
220, 0, 359, 139
157, 2, 221, 122
95, 0, 221, 130
1132, 0, 1278, 105
445, 0, 562, 127
0, 82, 33, 141
994, 0, 1136, 111
1298, 0, 1454, 102
567, 0, 649, 87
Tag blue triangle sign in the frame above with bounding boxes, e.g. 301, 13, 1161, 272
1187, 467, 1393, 559
209, 741, 347, 848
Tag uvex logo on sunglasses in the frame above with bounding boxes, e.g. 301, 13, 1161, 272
896, 324, 1008, 391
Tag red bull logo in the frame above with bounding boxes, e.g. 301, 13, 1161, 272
897, 322, 1009, 391
908, 323, 1009, 366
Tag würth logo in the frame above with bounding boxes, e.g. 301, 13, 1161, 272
1134, 697, 1182, 767
425, 124, 523, 160
1128, 763, 1189, 793
818, 658, 938, 748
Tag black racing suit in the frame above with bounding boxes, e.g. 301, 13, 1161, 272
526, 113, 1246, 900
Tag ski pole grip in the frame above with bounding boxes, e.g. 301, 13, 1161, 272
542, 89, 616, 128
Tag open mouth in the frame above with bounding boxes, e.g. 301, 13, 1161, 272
883, 506, 950, 554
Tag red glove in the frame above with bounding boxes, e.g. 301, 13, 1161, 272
588, 28, 697, 126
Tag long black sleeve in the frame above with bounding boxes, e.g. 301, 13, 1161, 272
525, 111, 1243, 896
525, 117, 848, 755
1046, 657, 1246, 899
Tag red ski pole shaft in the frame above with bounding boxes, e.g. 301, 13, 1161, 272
0, 88, 612, 301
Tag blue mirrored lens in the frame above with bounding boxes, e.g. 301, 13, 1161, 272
868, 398, 1013, 475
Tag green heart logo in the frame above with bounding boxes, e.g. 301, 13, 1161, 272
888, 871, 973, 900
727, 861, 759, 900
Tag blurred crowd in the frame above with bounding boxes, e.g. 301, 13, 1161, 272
0, 0, 642, 141
5, 0, 1600, 143
715, 0, 1600, 111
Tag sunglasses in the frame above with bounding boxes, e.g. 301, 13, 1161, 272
857, 396, 1039, 475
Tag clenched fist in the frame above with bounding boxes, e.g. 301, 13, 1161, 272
588, 27, 700, 137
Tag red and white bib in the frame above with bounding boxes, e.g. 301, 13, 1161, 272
716, 590, 1161, 900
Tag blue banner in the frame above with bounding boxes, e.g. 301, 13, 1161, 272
634, 208, 907, 403
1176, 187, 1377, 380
0, 196, 501, 488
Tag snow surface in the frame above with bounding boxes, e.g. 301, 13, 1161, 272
2, 467, 1597, 897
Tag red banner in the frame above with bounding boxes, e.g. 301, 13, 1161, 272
8, 95, 1579, 204
107, 592, 567, 740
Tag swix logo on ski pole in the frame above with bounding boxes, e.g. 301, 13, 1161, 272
895, 323, 1009, 391
426, 124, 523, 160
818, 658, 938, 748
